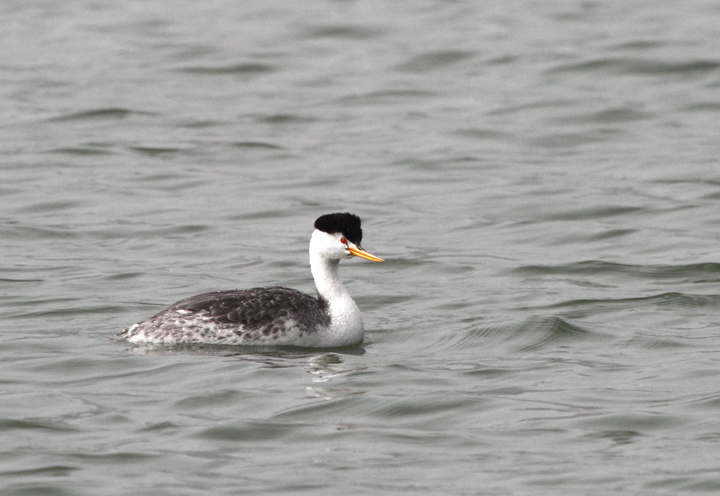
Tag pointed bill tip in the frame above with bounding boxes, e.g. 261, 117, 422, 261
347, 246, 384, 262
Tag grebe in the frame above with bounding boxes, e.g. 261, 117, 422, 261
118, 213, 383, 347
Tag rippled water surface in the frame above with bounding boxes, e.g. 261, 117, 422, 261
3, 1, 720, 494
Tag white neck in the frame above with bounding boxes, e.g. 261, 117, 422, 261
310, 254, 347, 303
308, 230, 364, 343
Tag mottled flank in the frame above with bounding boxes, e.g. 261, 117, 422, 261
119, 287, 331, 346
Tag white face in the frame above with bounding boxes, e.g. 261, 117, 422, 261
310, 229, 357, 260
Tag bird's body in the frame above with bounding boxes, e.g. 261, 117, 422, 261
118, 213, 382, 348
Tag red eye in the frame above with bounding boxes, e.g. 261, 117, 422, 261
340, 237, 347, 244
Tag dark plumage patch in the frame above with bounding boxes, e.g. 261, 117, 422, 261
314, 212, 363, 245
166, 287, 330, 332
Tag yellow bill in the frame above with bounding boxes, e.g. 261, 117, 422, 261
348, 246, 384, 262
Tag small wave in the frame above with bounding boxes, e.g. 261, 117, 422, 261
546, 57, 720, 77
453, 127, 516, 142
552, 106, 653, 125
232, 141, 285, 151
526, 130, 617, 149
551, 292, 720, 311
512, 261, 720, 283
17, 199, 84, 214
50, 146, 114, 156
0, 419, 78, 433
0, 464, 79, 477
46, 108, 155, 122
0, 224, 78, 240
512, 316, 593, 352
195, 420, 296, 442
395, 50, 476, 73
8, 304, 127, 320
254, 113, 317, 124
543, 205, 644, 221
338, 89, 438, 105
435, 315, 595, 353
299, 24, 384, 40
128, 145, 193, 156
177, 62, 276, 75
173, 389, 245, 410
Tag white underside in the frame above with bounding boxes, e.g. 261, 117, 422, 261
123, 303, 363, 347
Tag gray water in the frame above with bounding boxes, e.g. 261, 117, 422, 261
3, 1, 720, 494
